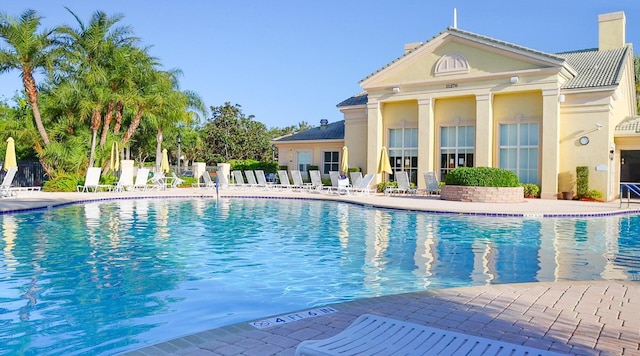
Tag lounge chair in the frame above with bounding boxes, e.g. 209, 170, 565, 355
350, 171, 363, 187
244, 170, 260, 189
193, 170, 216, 188
0, 166, 18, 198
132, 168, 151, 191
77, 167, 113, 192
296, 314, 564, 356
419, 171, 441, 195
254, 170, 273, 190
149, 171, 168, 190
291, 170, 309, 191
276, 170, 295, 190
231, 170, 250, 189
308, 170, 326, 192
170, 171, 184, 188
384, 171, 417, 196
326, 171, 340, 194
113, 166, 135, 192
347, 173, 376, 195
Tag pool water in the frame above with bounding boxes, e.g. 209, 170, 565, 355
0, 198, 638, 355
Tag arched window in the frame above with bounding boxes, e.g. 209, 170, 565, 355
434, 53, 469, 76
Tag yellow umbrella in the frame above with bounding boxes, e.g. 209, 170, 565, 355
377, 146, 392, 174
160, 148, 170, 173
4, 137, 17, 172
109, 141, 120, 172
340, 146, 349, 176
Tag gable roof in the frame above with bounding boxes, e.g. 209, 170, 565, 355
274, 120, 344, 142
338, 27, 632, 107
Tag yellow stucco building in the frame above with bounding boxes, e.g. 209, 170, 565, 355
274, 11, 638, 200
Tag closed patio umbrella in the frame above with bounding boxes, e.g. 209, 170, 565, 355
377, 146, 392, 182
4, 137, 17, 172
109, 141, 120, 172
161, 149, 170, 173
340, 146, 349, 177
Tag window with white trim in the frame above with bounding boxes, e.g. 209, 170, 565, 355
440, 125, 474, 181
499, 123, 539, 184
297, 151, 312, 173
389, 128, 418, 184
323, 151, 339, 174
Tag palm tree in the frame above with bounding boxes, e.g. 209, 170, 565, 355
57, 8, 138, 167
0, 9, 59, 147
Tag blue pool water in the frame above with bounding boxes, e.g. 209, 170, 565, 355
0, 198, 639, 355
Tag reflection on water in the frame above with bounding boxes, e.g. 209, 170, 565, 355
0, 198, 638, 355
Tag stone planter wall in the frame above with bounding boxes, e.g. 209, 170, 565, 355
441, 185, 524, 203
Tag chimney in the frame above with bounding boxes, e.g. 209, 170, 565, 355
320, 119, 328, 129
404, 42, 423, 54
598, 11, 626, 50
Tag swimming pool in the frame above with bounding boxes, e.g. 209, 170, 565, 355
0, 198, 638, 355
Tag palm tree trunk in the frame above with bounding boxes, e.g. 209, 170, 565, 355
22, 71, 50, 145
99, 101, 115, 146
88, 109, 101, 167
156, 127, 163, 172
113, 101, 124, 133
122, 107, 144, 145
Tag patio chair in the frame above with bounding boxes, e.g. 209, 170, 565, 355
244, 170, 260, 189
77, 167, 113, 192
350, 171, 363, 187
254, 170, 274, 190
170, 171, 185, 188
384, 171, 417, 196
290, 170, 309, 191
276, 170, 294, 190
113, 166, 135, 192
131, 168, 151, 191
295, 314, 564, 356
193, 170, 216, 188
326, 171, 340, 194
231, 170, 249, 189
308, 170, 326, 192
149, 171, 168, 190
348, 173, 376, 196
0, 166, 18, 198
419, 171, 441, 195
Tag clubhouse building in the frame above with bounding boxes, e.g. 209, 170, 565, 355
273, 11, 638, 200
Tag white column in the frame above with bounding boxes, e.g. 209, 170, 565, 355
417, 98, 434, 189
541, 89, 560, 199
475, 93, 493, 167
367, 101, 382, 176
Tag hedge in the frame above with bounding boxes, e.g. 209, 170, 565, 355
444, 167, 520, 187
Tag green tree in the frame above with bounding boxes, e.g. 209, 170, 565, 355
201, 102, 271, 163
57, 8, 139, 167
634, 55, 640, 114
0, 9, 59, 148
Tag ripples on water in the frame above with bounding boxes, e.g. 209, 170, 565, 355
0, 198, 638, 355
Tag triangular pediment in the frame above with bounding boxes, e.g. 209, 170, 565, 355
360, 28, 570, 90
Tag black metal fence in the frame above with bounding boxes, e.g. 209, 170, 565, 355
0, 161, 46, 187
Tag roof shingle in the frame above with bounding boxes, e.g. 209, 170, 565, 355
274, 120, 345, 142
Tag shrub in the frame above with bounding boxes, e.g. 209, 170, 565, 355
43, 173, 82, 192
584, 189, 604, 201
521, 183, 540, 197
443, 167, 520, 187
377, 181, 397, 193
230, 159, 279, 174
576, 166, 589, 198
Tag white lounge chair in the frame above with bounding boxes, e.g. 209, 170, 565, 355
231, 170, 250, 189
350, 171, 363, 187
419, 171, 441, 195
296, 314, 564, 356
348, 173, 376, 195
308, 170, 326, 192
132, 168, 151, 191
326, 171, 340, 194
170, 171, 184, 188
276, 170, 295, 190
254, 170, 273, 190
149, 171, 168, 190
384, 171, 417, 196
77, 167, 113, 192
244, 170, 260, 189
1, 166, 18, 198
113, 166, 134, 192
291, 170, 309, 191
193, 170, 216, 188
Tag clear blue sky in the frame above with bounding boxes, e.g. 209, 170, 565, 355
1, 1, 639, 129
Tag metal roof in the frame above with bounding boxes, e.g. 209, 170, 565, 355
274, 120, 345, 142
